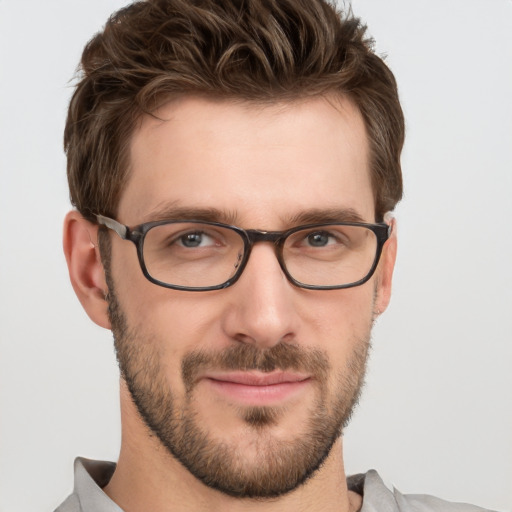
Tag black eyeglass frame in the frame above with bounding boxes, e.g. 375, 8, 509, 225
96, 214, 391, 292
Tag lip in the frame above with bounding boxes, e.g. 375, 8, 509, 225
200, 371, 312, 406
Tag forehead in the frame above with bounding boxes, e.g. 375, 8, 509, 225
120, 95, 374, 227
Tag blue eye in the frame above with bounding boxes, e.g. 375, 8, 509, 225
305, 231, 336, 247
179, 232, 215, 248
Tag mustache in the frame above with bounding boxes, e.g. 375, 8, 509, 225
181, 342, 330, 392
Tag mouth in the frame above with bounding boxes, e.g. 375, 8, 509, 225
200, 371, 312, 406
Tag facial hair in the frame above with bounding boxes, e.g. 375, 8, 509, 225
106, 280, 371, 499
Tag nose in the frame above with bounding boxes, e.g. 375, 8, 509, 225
221, 242, 300, 349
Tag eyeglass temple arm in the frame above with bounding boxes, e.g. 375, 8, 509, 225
96, 214, 128, 239
383, 211, 394, 236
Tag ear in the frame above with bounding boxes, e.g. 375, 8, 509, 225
374, 216, 397, 316
63, 211, 111, 329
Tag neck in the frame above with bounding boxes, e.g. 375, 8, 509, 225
104, 382, 362, 512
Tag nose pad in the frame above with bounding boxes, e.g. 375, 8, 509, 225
221, 243, 298, 349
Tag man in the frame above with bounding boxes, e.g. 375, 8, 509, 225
57, 0, 493, 511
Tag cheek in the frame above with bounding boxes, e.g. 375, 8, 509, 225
115, 278, 226, 373
300, 286, 375, 361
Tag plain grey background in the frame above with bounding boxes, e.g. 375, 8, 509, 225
0, 1, 511, 511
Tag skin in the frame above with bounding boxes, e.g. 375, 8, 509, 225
63, 95, 397, 512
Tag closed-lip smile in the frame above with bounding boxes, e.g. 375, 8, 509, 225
199, 371, 312, 405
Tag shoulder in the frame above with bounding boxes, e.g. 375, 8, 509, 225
349, 470, 497, 512
394, 490, 496, 512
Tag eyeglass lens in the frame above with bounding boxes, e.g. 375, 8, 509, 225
142, 222, 379, 289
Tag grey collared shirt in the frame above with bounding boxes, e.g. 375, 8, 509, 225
55, 457, 495, 512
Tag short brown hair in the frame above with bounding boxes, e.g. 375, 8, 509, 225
65, 0, 404, 222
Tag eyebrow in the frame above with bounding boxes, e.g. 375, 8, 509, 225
143, 203, 239, 225
142, 203, 367, 227
286, 208, 367, 225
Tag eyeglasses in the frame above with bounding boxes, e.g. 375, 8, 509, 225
96, 214, 391, 291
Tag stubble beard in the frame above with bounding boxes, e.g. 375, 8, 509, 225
106, 279, 372, 499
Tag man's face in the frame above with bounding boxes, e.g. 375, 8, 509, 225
106, 96, 390, 498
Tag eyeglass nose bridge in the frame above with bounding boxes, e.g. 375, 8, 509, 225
234, 228, 291, 283
245, 229, 286, 244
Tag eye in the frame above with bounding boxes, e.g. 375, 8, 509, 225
304, 231, 338, 247
178, 231, 216, 248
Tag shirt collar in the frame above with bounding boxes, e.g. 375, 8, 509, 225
73, 458, 397, 512
73, 457, 122, 512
